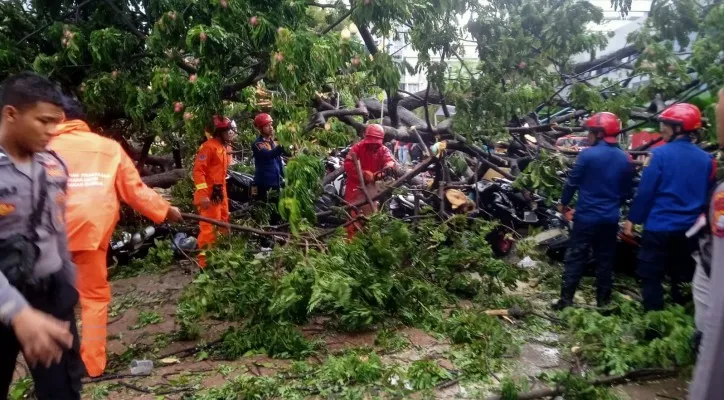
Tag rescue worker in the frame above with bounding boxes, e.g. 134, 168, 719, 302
625, 103, 716, 312
0, 72, 83, 399
193, 115, 233, 267
252, 113, 285, 201
49, 96, 183, 378
552, 112, 634, 310
690, 87, 724, 400
343, 124, 395, 238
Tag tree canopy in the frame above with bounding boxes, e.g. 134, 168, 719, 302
1, 0, 721, 166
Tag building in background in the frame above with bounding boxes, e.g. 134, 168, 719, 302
383, 1, 655, 94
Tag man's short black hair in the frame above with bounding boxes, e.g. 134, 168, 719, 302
62, 95, 87, 121
0, 72, 63, 119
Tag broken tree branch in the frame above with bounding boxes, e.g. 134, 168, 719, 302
485, 368, 678, 400
181, 213, 291, 238
351, 153, 378, 213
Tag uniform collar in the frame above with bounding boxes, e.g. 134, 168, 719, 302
0, 145, 10, 166
258, 135, 273, 142
673, 136, 692, 144
55, 120, 91, 135
0, 144, 39, 166
595, 141, 619, 148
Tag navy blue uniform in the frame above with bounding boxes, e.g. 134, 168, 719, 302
559, 141, 634, 305
629, 137, 716, 311
252, 136, 285, 197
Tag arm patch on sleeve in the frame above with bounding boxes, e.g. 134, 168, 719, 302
713, 192, 724, 237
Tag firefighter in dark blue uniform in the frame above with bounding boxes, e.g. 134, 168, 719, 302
625, 103, 716, 312
251, 113, 285, 201
553, 112, 635, 310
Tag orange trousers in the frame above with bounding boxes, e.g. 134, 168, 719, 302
72, 248, 110, 378
197, 200, 229, 267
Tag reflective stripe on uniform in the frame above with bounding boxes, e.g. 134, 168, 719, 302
196, 182, 208, 190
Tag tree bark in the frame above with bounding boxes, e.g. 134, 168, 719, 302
141, 168, 186, 188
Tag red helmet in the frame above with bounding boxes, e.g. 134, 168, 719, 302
213, 115, 232, 131
254, 113, 273, 129
583, 112, 621, 143
658, 103, 702, 132
362, 124, 385, 144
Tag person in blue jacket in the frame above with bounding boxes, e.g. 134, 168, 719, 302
625, 103, 716, 312
251, 113, 285, 201
553, 112, 635, 310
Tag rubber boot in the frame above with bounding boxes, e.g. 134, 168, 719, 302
552, 287, 575, 311
596, 288, 612, 309
551, 298, 573, 311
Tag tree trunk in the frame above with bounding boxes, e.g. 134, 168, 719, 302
141, 168, 186, 188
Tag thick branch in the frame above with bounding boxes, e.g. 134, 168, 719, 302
485, 368, 677, 400
141, 169, 186, 188
571, 44, 638, 75
358, 24, 378, 55
399, 88, 443, 110
321, 7, 353, 35
221, 63, 267, 100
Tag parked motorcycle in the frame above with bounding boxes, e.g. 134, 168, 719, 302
108, 224, 172, 267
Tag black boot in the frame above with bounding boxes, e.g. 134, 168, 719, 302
551, 298, 573, 311
552, 286, 576, 311
596, 289, 612, 309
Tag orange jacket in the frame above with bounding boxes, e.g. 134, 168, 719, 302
192, 137, 229, 204
49, 120, 171, 252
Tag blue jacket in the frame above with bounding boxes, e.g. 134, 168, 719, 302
628, 137, 715, 232
561, 141, 635, 224
252, 136, 285, 188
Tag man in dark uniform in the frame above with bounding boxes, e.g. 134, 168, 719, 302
552, 112, 634, 310
625, 103, 716, 312
251, 113, 285, 201
0, 72, 83, 398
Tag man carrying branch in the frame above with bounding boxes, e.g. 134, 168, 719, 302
343, 124, 396, 238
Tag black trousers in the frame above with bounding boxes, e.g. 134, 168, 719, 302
256, 185, 282, 226
637, 230, 697, 311
561, 221, 619, 303
0, 273, 83, 400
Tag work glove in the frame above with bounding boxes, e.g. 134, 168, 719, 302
363, 170, 375, 183
210, 184, 224, 204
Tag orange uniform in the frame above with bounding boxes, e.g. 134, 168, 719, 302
192, 137, 229, 266
49, 120, 170, 377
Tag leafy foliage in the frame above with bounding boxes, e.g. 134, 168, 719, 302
177, 214, 521, 340
130, 310, 163, 330
406, 360, 452, 390
563, 302, 695, 375
278, 153, 325, 235
218, 322, 318, 360
513, 150, 569, 204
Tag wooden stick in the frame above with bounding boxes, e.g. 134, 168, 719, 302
181, 213, 290, 238
411, 127, 431, 157
485, 368, 678, 400
351, 153, 378, 213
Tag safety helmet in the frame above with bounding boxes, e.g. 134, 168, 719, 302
583, 112, 621, 144
213, 115, 232, 131
658, 103, 702, 132
362, 124, 385, 144
254, 113, 273, 129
